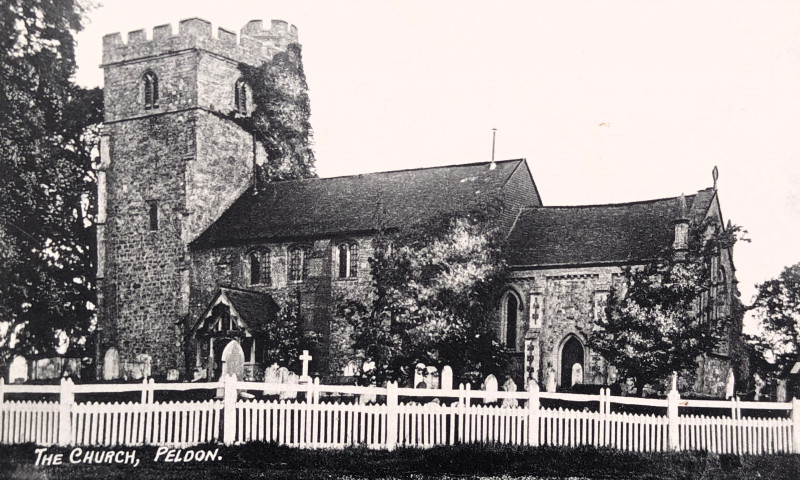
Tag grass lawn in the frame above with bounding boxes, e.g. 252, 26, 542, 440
0, 442, 798, 480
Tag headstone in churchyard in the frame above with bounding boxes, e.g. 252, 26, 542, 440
725, 368, 735, 399
167, 369, 180, 381
359, 386, 377, 405
753, 373, 764, 401
264, 363, 281, 383
342, 360, 359, 377
130, 353, 152, 380
280, 372, 299, 401
278, 366, 290, 383
426, 366, 440, 389
414, 363, 426, 388
571, 362, 583, 387
9, 356, 28, 383
546, 366, 556, 393
777, 379, 787, 402
482, 374, 498, 403
502, 377, 518, 408
440, 365, 453, 390
221, 341, 245, 380
103, 347, 120, 381
193, 367, 207, 382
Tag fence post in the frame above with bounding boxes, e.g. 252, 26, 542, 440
527, 379, 540, 446
223, 373, 237, 445
140, 377, 148, 404
792, 397, 800, 454
0, 377, 4, 405
667, 377, 680, 451
58, 377, 74, 446
386, 381, 398, 450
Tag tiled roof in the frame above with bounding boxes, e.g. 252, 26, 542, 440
506, 189, 716, 267
191, 287, 279, 334
222, 287, 279, 331
191, 159, 526, 248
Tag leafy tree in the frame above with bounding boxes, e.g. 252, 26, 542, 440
261, 295, 320, 372
238, 43, 316, 182
746, 263, 800, 379
333, 214, 508, 386
0, 0, 102, 362
589, 218, 745, 395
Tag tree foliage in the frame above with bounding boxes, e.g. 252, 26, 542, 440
0, 0, 102, 361
238, 43, 316, 182
589, 218, 745, 394
260, 296, 320, 372
333, 214, 508, 386
747, 262, 800, 378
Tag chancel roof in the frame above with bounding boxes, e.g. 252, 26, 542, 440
191, 159, 527, 248
506, 189, 716, 268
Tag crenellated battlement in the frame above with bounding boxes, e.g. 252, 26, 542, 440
102, 18, 299, 66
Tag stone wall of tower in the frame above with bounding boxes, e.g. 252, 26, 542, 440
98, 18, 299, 378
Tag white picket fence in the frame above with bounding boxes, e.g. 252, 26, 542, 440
1, 376, 798, 454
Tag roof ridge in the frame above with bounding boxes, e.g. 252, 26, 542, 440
520, 193, 699, 211
265, 158, 526, 185
220, 285, 270, 295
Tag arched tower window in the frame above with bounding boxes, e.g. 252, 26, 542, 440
235, 79, 248, 115
249, 249, 270, 286
337, 242, 358, 278
289, 245, 311, 283
500, 291, 521, 350
142, 71, 159, 110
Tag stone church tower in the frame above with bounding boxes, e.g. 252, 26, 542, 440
96, 19, 299, 377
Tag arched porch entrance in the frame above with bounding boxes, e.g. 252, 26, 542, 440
560, 335, 584, 387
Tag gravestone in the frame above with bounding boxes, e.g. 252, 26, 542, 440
482, 374, 498, 403
545, 366, 556, 393
426, 366, 440, 389
130, 353, 152, 380
264, 364, 281, 383
342, 360, 359, 377
280, 371, 299, 401
571, 362, 583, 387
414, 363, 426, 388
9, 356, 28, 383
103, 347, 120, 381
777, 379, 787, 402
725, 368, 735, 399
167, 369, 180, 381
440, 366, 453, 390
221, 341, 245, 380
753, 373, 764, 401
502, 377, 518, 408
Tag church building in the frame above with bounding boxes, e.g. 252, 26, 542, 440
95, 18, 739, 397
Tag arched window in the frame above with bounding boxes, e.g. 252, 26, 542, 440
143, 71, 159, 110
289, 245, 311, 283
500, 291, 520, 350
337, 242, 358, 278
234, 79, 248, 115
249, 249, 270, 286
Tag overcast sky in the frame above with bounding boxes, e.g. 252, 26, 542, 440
73, 0, 800, 319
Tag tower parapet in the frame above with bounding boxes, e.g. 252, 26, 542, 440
102, 18, 299, 66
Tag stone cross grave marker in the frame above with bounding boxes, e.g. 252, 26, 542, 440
482, 374, 498, 403
9, 356, 28, 383
300, 350, 312, 380
440, 365, 453, 390
103, 347, 120, 381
